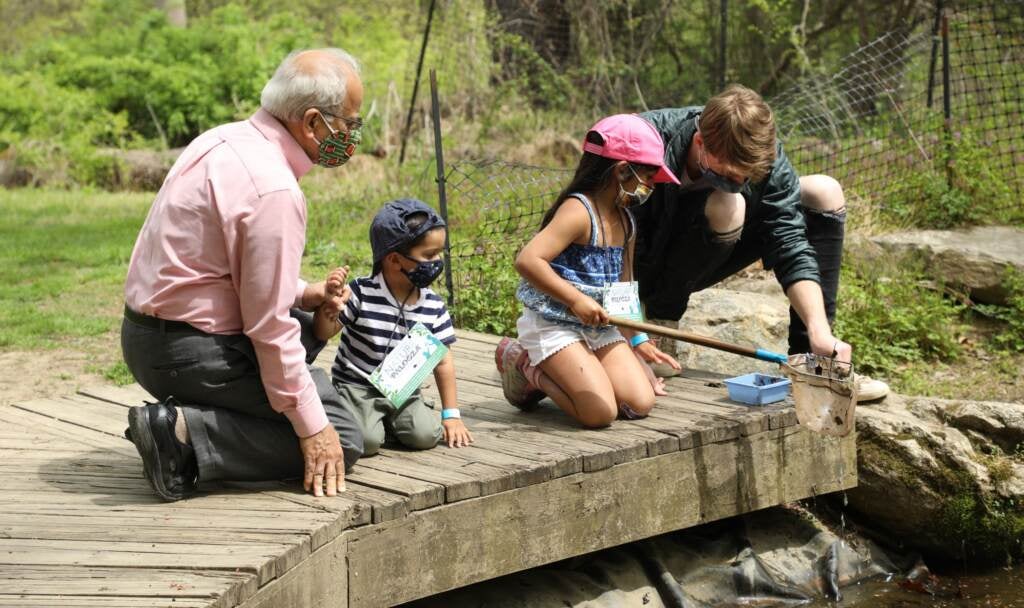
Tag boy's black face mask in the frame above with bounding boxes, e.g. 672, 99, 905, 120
401, 255, 444, 288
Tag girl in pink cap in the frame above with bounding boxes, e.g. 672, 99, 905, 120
495, 114, 682, 428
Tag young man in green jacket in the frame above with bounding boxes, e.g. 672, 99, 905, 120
634, 84, 887, 401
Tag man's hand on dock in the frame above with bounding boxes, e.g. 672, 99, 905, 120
300, 424, 347, 497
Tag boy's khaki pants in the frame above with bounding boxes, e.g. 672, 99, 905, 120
333, 381, 443, 456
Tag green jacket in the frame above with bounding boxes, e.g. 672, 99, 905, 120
637, 106, 820, 291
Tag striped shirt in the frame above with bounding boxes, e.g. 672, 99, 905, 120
331, 274, 456, 386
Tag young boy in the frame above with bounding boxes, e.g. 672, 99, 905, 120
314, 198, 473, 455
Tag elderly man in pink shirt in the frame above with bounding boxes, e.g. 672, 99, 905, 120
122, 48, 364, 501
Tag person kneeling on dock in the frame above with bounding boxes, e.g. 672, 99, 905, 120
121, 49, 365, 501
496, 114, 682, 428
315, 198, 473, 455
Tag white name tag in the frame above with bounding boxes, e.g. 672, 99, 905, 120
603, 281, 642, 321
370, 322, 448, 408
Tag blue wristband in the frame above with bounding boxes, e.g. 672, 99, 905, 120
629, 333, 650, 348
441, 408, 461, 420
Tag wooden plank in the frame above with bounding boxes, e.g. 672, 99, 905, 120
667, 375, 798, 429
356, 454, 482, 503
0, 512, 339, 546
77, 384, 153, 408
431, 442, 554, 488
0, 407, 124, 450
452, 418, 585, 477
345, 467, 444, 512
460, 428, 580, 480
345, 426, 857, 607
465, 400, 649, 466
455, 407, 617, 472
374, 447, 516, 497
453, 329, 503, 347
237, 535, 347, 608
11, 396, 126, 438
0, 596, 212, 607
336, 483, 410, 524
0, 523, 308, 548
0, 539, 287, 587
0, 565, 254, 608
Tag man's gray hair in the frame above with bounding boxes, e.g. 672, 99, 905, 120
260, 48, 361, 122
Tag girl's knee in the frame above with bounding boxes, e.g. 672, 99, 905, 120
621, 392, 656, 418
577, 406, 617, 428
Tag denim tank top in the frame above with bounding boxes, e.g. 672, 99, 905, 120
516, 193, 635, 327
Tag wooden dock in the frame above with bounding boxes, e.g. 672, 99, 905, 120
0, 330, 856, 607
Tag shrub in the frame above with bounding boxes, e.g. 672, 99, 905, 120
448, 252, 521, 337
880, 128, 1020, 229
974, 267, 1024, 353
834, 260, 965, 376
0, 72, 129, 186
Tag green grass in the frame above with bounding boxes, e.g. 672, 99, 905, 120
0, 188, 152, 348
0, 160, 430, 350
93, 360, 135, 386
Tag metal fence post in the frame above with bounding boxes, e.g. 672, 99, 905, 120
927, 0, 944, 108
718, 0, 728, 90
399, 0, 436, 167
941, 10, 953, 189
429, 68, 455, 307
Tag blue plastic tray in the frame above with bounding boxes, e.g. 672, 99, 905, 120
723, 373, 792, 405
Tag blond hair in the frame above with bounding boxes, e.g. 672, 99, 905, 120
699, 84, 777, 181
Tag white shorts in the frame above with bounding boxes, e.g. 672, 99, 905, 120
516, 309, 626, 366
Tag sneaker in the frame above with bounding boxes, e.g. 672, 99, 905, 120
126, 397, 198, 501
495, 337, 544, 410
855, 374, 890, 403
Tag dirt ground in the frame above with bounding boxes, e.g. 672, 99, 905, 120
0, 333, 124, 407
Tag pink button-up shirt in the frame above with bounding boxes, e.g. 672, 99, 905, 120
125, 109, 328, 437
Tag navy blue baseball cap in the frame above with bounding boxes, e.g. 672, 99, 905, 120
370, 198, 446, 274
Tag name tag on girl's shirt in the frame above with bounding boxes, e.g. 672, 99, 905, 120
370, 322, 448, 408
603, 281, 642, 321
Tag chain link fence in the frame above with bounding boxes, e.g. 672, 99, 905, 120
771, 0, 1023, 225
423, 1, 1023, 329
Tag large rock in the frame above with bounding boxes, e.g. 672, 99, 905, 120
101, 147, 184, 190
867, 227, 1024, 304
848, 394, 1024, 561
672, 287, 790, 376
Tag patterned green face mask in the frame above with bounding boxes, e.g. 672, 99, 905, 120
314, 112, 361, 168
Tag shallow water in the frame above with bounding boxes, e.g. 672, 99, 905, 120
807, 564, 1024, 607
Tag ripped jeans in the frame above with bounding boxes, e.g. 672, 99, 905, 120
635, 197, 845, 356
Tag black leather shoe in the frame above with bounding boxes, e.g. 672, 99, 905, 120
127, 397, 198, 501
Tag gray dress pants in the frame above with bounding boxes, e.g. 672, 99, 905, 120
120, 308, 363, 482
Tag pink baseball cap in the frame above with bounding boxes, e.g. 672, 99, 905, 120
582, 114, 680, 184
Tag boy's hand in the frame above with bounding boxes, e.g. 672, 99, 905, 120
321, 284, 351, 319
442, 419, 473, 448
570, 295, 609, 327
321, 266, 351, 318
325, 266, 350, 296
